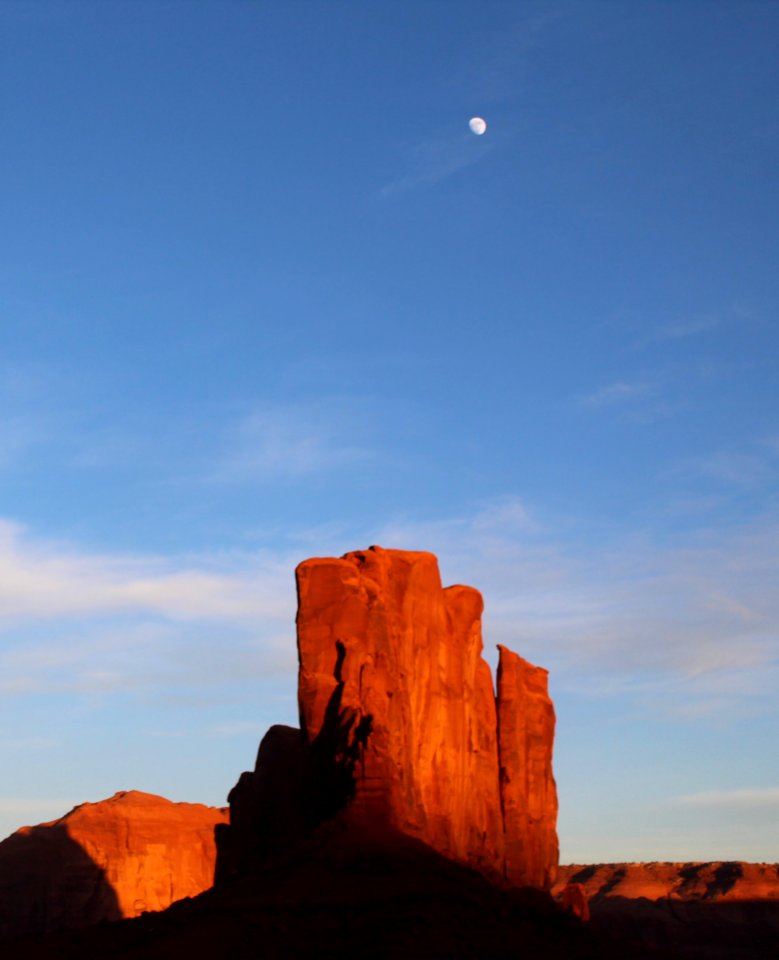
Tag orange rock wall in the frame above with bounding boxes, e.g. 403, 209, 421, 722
66, 791, 228, 917
296, 546, 558, 887
497, 645, 559, 888
0, 791, 228, 940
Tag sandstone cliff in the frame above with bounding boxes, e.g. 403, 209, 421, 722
222, 546, 558, 890
497, 644, 559, 888
0, 790, 228, 940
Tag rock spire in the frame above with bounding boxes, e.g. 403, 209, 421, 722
223, 546, 558, 889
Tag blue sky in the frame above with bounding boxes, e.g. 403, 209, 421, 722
1, 0, 777, 862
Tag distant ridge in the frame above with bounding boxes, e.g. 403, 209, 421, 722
554, 861, 779, 902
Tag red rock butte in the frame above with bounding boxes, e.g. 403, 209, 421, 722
0, 791, 228, 940
222, 546, 559, 890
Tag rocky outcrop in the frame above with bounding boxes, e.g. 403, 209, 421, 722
561, 882, 591, 922
554, 861, 779, 902
216, 724, 308, 880
222, 546, 558, 890
0, 791, 228, 940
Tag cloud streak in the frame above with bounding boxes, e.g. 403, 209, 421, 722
0, 520, 291, 623
671, 450, 776, 488
372, 499, 779, 716
211, 400, 374, 483
0, 520, 300, 697
674, 787, 779, 808
379, 132, 492, 198
579, 380, 653, 408
1, 496, 777, 716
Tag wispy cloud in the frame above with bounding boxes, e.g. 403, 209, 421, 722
632, 304, 760, 350
0, 520, 300, 696
0, 362, 58, 471
648, 315, 722, 343
1, 494, 777, 717
371, 500, 779, 716
212, 400, 374, 482
0, 416, 42, 469
578, 379, 653, 408
668, 442, 779, 489
674, 787, 779, 808
379, 132, 492, 198
460, 3, 572, 104
0, 519, 291, 623
693, 452, 774, 487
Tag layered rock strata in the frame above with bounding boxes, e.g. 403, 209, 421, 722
0, 791, 228, 940
223, 546, 558, 890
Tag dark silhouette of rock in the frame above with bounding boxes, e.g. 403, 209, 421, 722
2, 823, 646, 960
0, 820, 121, 940
0, 791, 228, 941
221, 546, 559, 890
216, 724, 307, 881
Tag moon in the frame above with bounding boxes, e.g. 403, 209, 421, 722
469, 116, 487, 136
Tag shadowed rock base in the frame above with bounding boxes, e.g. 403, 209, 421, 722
2, 824, 652, 960
554, 862, 779, 959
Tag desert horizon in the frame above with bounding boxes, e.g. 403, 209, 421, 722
2, 546, 777, 958
1, 2, 777, 956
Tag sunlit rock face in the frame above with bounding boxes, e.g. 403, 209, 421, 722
0, 791, 228, 939
497, 645, 559, 889
295, 546, 559, 888
296, 548, 506, 876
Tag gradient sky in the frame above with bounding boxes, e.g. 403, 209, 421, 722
1, 0, 777, 862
